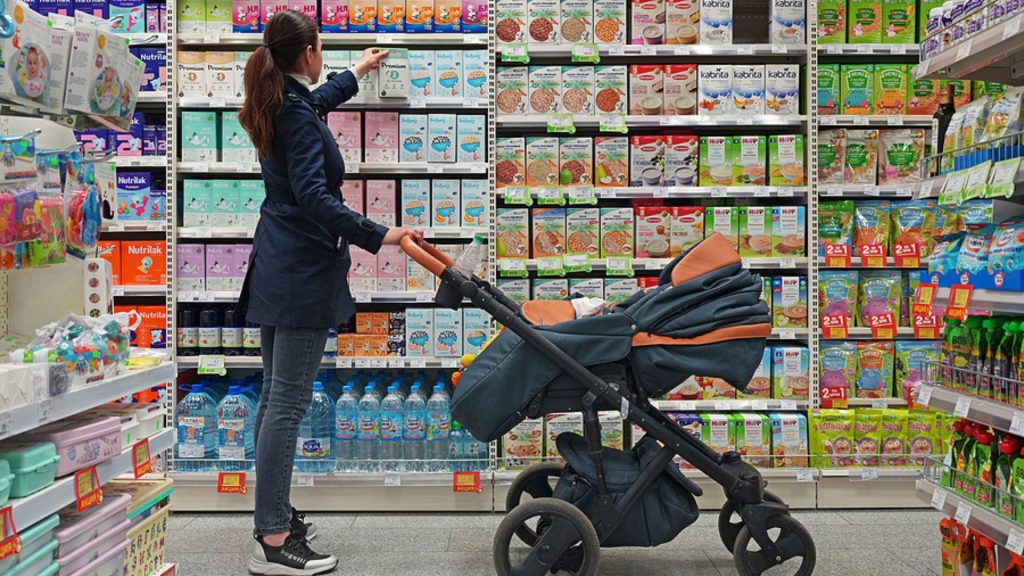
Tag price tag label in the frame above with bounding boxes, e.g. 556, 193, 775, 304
427, 165, 443, 174
895, 185, 914, 197
956, 39, 973, 61
75, 466, 102, 512
771, 44, 787, 54
605, 257, 634, 277
409, 358, 427, 368
598, 113, 627, 133
536, 186, 565, 205
203, 33, 220, 43
821, 116, 837, 126
714, 401, 730, 411
989, 157, 1021, 199
384, 473, 401, 487
210, 97, 226, 108
1011, 413, 1024, 436
499, 258, 528, 277
826, 44, 842, 54
296, 474, 314, 487
861, 468, 879, 480
376, 33, 396, 43
752, 400, 769, 411
868, 311, 896, 339
931, 487, 947, 510
821, 385, 849, 409
917, 384, 933, 406
335, 357, 352, 368
537, 257, 565, 276
860, 244, 887, 268
954, 396, 972, 418
886, 116, 902, 125
871, 398, 889, 409
348, 162, 360, 173
709, 186, 727, 197
824, 243, 851, 267
192, 162, 209, 173
894, 242, 920, 268
639, 45, 656, 55
864, 185, 880, 196
754, 187, 771, 197
856, 44, 871, 54
963, 161, 992, 201
824, 185, 842, 196
37, 399, 52, 423
353, 358, 370, 368
796, 469, 814, 483
217, 472, 247, 494
0, 507, 19, 562
822, 313, 849, 339
146, 221, 164, 231
409, 97, 426, 109
777, 188, 794, 198
680, 401, 697, 411
571, 42, 600, 63
609, 45, 625, 56
368, 358, 386, 368
547, 113, 575, 134
891, 44, 907, 54
917, 179, 935, 198
111, 285, 125, 297
914, 314, 940, 339
737, 117, 754, 126
1004, 14, 1023, 40
955, 501, 972, 525
779, 329, 797, 340
853, 115, 869, 125
453, 471, 482, 493
942, 170, 968, 202
1009, 529, 1024, 556
781, 400, 798, 411
738, 44, 755, 55
132, 438, 153, 478
945, 284, 974, 321
912, 283, 937, 316
387, 357, 404, 368
198, 355, 227, 376
502, 186, 531, 205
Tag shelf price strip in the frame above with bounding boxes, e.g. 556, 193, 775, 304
912, 283, 939, 339
821, 313, 849, 339
860, 244, 886, 268
893, 242, 919, 268
0, 507, 18, 561
75, 466, 102, 512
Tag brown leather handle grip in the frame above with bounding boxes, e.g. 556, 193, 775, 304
400, 236, 455, 277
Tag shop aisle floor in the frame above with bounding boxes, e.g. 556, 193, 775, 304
166, 509, 942, 575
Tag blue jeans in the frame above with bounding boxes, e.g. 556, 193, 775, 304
253, 325, 329, 536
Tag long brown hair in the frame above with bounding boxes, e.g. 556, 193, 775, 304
238, 10, 319, 158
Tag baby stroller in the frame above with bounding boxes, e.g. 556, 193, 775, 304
401, 233, 816, 576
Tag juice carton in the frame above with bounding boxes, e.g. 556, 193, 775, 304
177, 244, 205, 291
841, 64, 875, 114
408, 50, 434, 98
772, 206, 807, 257
594, 136, 629, 187
400, 180, 429, 227
221, 111, 255, 164
734, 135, 767, 185
882, 0, 914, 43
699, 0, 732, 43
600, 207, 634, 258
565, 208, 600, 262
349, 247, 377, 292
327, 111, 363, 165
664, 134, 698, 186
377, 0, 406, 31
204, 244, 235, 290
593, 0, 627, 43
604, 278, 639, 303
666, 0, 699, 44
629, 135, 665, 186
496, 0, 526, 42
766, 64, 800, 115
366, 180, 397, 227
770, 412, 808, 467
532, 207, 567, 258
205, 51, 234, 98
376, 245, 406, 292
879, 409, 908, 466
183, 180, 211, 228
635, 206, 670, 258
704, 206, 738, 250
321, 0, 349, 31
740, 347, 773, 398
180, 111, 218, 162
399, 114, 428, 163
817, 64, 840, 115
697, 64, 732, 115
908, 78, 940, 115
599, 412, 624, 450
811, 409, 856, 467
569, 277, 604, 298
503, 419, 543, 469
664, 64, 698, 115
560, 66, 595, 114
431, 179, 460, 227
769, 134, 805, 187
848, 0, 881, 42
875, 64, 909, 115
559, 136, 593, 187
817, 0, 846, 42
435, 50, 463, 98
532, 278, 569, 300
731, 65, 765, 114
434, 0, 463, 31
773, 346, 810, 399
457, 115, 486, 163
545, 413, 584, 460
405, 308, 434, 356
405, 0, 433, 31
770, 0, 804, 43
702, 413, 737, 454
349, 0, 377, 31
856, 340, 895, 398
629, 65, 664, 116
461, 179, 488, 226
739, 206, 772, 257
669, 206, 703, 256
462, 50, 488, 99
528, 65, 561, 114
631, 0, 665, 44
210, 180, 240, 227
427, 114, 457, 163
497, 208, 530, 259
699, 136, 733, 186
122, 240, 166, 285
364, 112, 399, 163
462, 308, 490, 354
773, 276, 808, 328
737, 413, 771, 466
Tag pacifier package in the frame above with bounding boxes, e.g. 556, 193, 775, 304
0, 2, 72, 114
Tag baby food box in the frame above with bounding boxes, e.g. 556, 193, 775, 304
364, 112, 399, 163
628, 65, 664, 116
848, 0, 881, 42
528, 0, 559, 42
874, 64, 909, 115
375, 0, 405, 31
405, 308, 434, 357
401, 0, 431, 31
604, 278, 639, 303
664, 65, 697, 115
598, 412, 624, 450
737, 413, 772, 466
594, 136, 629, 188
704, 206, 738, 250
739, 347, 773, 399
497, 208, 529, 260
631, 0, 665, 44
568, 277, 603, 298
406, 252, 433, 291
497, 279, 530, 305
769, 134, 805, 187
462, 308, 490, 355
434, 50, 463, 98
731, 65, 765, 114
666, 0, 699, 44
772, 206, 807, 257
565, 208, 600, 263
497, 66, 527, 116
817, 64, 840, 115
629, 135, 665, 187
461, 0, 487, 31
545, 413, 583, 460
593, 0, 627, 43
773, 346, 810, 399
116, 172, 155, 222
635, 206, 671, 258
496, 137, 526, 190
532, 278, 569, 300
220, 111, 254, 163
698, 135, 733, 186
528, 65, 560, 114
461, 179, 488, 227
210, 180, 239, 227
400, 180, 429, 227
561, 0, 595, 42
433, 308, 463, 357
378, 48, 409, 98
180, 111, 218, 162
526, 137, 559, 187
670, 206, 703, 256
462, 50, 487, 99
664, 134, 698, 186
398, 114, 428, 163
348, 247, 376, 292
881, 0, 914, 43
238, 180, 264, 228
122, 240, 166, 286
348, 0, 377, 31
183, 180, 211, 228
377, 245, 407, 292
734, 136, 766, 186
456, 115, 486, 163
341, 180, 364, 216
427, 114, 457, 163
697, 64, 731, 115
504, 418, 543, 469
739, 206, 772, 257
592, 66, 628, 115
177, 244, 205, 291
496, 0, 527, 43
366, 180, 397, 227
773, 276, 808, 328
702, 413, 737, 454
178, 0, 207, 32
699, 0, 732, 43
841, 64, 875, 115
408, 50, 434, 97
532, 207, 566, 258
326, 112, 362, 165
600, 207, 634, 258
431, 179, 461, 227
770, 412, 808, 467
817, 0, 846, 42
434, 0, 463, 31
560, 66, 594, 115
908, 78, 940, 115
770, 0, 805, 43
559, 136, 593, 187
766, 64, 800, 115
321, 0, 349, 31
204, 51, 234, 99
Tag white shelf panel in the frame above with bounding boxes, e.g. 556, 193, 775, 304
770, 328, 810, 340
934, 287, 1024, 315
177, 32, 489, 46
917, 479, 1024, 548
818, 43, 919, 55
820, 467, 923, 479
11, 427, 174, 529
515, 186, 808, 199
916, 384, 1023, 434
113, 285, 166, 297
137, 92, 168, 104
517, 257, 808, 271
174, 356, 459, 369
104, 222, 167, 233
126, 33, 168, 46
0, 362, 174, 442
176, 161, 488, 175
650, 399, 809, 411
819, 184, 917, 198
818, 115, 932, 127
179, 96, 485, 109
846, 397, 909, 408
175, 227, 485, 240
178, 290, 445, 304
499, 43, 808, 58
915, 14, 1024, 82
176, 356, 331, 369
111, 156, 168, 168
496, 115, 807, 129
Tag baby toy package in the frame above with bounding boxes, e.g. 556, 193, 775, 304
64, 13, 143, 129
0, 2, 72, 114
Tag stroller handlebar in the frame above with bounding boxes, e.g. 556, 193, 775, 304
400, 236, 455, 277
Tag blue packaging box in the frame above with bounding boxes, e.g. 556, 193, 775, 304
116, 172, 154, 222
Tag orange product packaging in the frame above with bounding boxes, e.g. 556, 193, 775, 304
1004, 551, 1024, 576
354, 334, 373, 357
369, 312, 390, 335
377, 0, 406, 29
939, 519, 967, 576
136, 305, 168, 349
370, 335, 389, 356
356, 312, 375, 334
974, 536, 998, 576
338, 334, 355, 356
98, 240, 121, 285
120, 240, 166, 286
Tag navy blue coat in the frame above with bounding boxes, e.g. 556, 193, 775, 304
240, 72, 388, 329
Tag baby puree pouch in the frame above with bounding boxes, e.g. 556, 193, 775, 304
812, 409, 855, 467
879, 129, 925, 185
859, 270, 901, 328
880, 409, 908, 466
819, 269, 859, 323
818, 129, 847, 184
854, 410, 881, 466
844, 130, 879, 184
906, 411, 938, 466
856, 340, 894, 398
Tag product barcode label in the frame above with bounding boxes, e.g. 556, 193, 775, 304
1010, 413, 1024, 436
384, 473, 401, 487
954, 397, 971, 418
931, 487, 947, 510
796, 470, 814, 483
296, 475, 314, 487
916, 385, 933, 406
860, 468, 879, 480
954, 501, 972, 525
781, 400, 798, 411
1008, 529, 1024, 555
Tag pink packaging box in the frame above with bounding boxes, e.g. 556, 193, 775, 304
26, 416, 122, 477
341, 180, 365, 214
288, 0, 318, 19
327, 111, 363, 165
260, 0, 289, 25
233, 0, 261, 31
233, 244, 252, 289
376, 245, 407, 291
321, 0, 349, 31
364, 111, 399, 163
365, 180, 397, 227
176, 244, 206, 291
349, 246, 377, 292
205, 245, 236, 291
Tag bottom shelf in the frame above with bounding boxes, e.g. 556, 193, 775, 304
916, 479, 1023, 553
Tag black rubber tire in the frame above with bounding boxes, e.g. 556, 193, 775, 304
505, 463, 565, 546
718, 491, 785, 552
732, 514, 816, 576
494, 498, 601, 576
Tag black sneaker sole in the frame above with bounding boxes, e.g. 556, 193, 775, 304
248, 556, 337, 576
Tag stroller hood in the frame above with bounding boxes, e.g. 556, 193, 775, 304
452, 233, 771, 442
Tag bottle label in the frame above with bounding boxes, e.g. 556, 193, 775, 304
336, 415, 357, 441
178, 416, 206, 458
199, 327, 221, 348
297, 436, 332, 457
218, 418, 247, 460
380, 414, 402, 441
358, 415, 379, 440
179, 327, 199, 348
403, 414, 426, 440
429, 414, 450, 441
243, 328, 261, 349
221, 328, 243, 349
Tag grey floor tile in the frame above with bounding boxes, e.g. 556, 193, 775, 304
167, 512, 196, 531
350, 513, 504, 529
837, 509, 944, 525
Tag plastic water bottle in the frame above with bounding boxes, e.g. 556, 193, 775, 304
449, 420, 466, 472
464, 428, 489, 472
379, 383, 405, 471
356, 383, 381, 471
426, 384, 451, 471
454, 234, 486, 276
176, 384, 218, 472
216, 385, 255, 472
296, 382, 335, 473
403, 383, 428, 472
335, 384, 359, 472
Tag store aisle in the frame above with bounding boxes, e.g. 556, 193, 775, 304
167, 509, 941, 575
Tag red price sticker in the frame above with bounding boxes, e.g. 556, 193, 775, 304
0, 506, 19, 561
821, 313, 849, 339
860, 244, 887, 268
75, 467, 102, 512
217, 472, 247, 494
868, 312, 896, 339
912, 283, 937, 316
945, 284, 974, 321
914, 314, 940, 339
821, 385, 849, 409
132, 438, 153, 479
824, 243, 851, 268
894, 242, 920, 268
453, 471, 482, 493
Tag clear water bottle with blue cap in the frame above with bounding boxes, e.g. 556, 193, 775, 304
216, 385, 255, 472
426, 383, 451, 471
379, 382, 405, 471
296, 382, 335, 473
356, 383, 381, 471
177, 383, 218, 473
403, 383, 428, 471
335, 384, 359, 472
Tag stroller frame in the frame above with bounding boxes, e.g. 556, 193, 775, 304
401, 237, 808, 576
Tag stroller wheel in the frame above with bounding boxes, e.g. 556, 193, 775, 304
732, 514, 816, 576
718, 490, 784, 552
505, 463, 565, 546
494, 498, 600, 576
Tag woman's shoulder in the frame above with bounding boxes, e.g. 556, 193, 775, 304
276, 94, 320, 127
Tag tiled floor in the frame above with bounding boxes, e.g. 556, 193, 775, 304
166, 509, 942, 575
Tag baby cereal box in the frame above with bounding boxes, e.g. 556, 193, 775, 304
841, 64, 875, 115
635, 206, 671, 258
740, 348, 773, 398
497, 66, 527, 116
699, 136, 733, 186
433, 308, 463, 357
435, 50, 463, 98
848, 0, 881, 42
604, 278, 639, 303
405, 308, 434, 357
812, 409, 855, 467
740, 206, 772, 257
327, 111, 362, 165
431, 179, 461, 227
593, 0, 627, 43
599, 412, 624, 450
427, 113, 457, 163
664, 64, 698, 115
817, 0, 846, 42
704, 206, 738, 250
366, 180, 397, 227
702, 413, 737, 453
560, 66, 594, 115
435, 0, 463, 31
400, 180, 429, 227
773, 276, 808, 328
180, 111, 218, 162
462, 50, 487, 99
532, 278, 569, 300
364, 112, 399, 163
399, 114, 428, 163
349, 247, 377, 292
377, 0, 405, 31
526, 137, 559, 187
532, 207, 567, 258
882, 0, 914, 43
559, 136, 593, 186
496, 137, 526, 190
461, 179, 488, 227
664, 134, 698, 186
462, 308, 490, 355
457, 115, 486, 163
770, 413, 808, 467
177, 244, 205, 291
504, 419, 543, 469
528, 0, 559, 42
600, 207, 634, 258
817, 64, 840, 115
773, 346, 810, 399
348, 0, 378, 31
321, 0, 349, 31
737, 413, 772, 467
700, 0, 732, 43
770, 0, 805, 43
462, 0, 487, 32
376, 245, 406, 292
528, 65, 561, 114
631, 0, 665, 44
629, 65, 664, 116
734, 135, 767, 186
629, 135, 665, 186
874, 64, 909, 115
183, 180, 211, 228
565, 208, 599, 262
731, 65, 765, 114
772, 206, 807, 257
908, 78, 940, 115
545, 413, 584, 460
697, 64, 731, 115
569, 277, 603, 298
593, 65, 628, 114
670, 206, 703, 256
769, 134, 805, 186
594, 136, 629, 188
209, 180, 239, 227
560, 0, 593, 43
497, 208, 530, 260
666, 0, 699, 44
408, 50, 434, 97
766, 64, 800, 115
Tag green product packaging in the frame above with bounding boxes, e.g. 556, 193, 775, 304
964, 316, 984, 395
951, 319, 972, 392
848, 0, 882, 42
942, 420, 964, 488
769, 134, 805, 186
1012, 455, 1024, 523
704, 206, 739, 250
995, 435, 1021, 519
818, 65, 841, 115
879, 409, 908, 467
818, 200, 855, 256
994, 321, 1017, 404
854, 410, 882, 467
874, 64, 909, 115
701, 413, 737, 454
736, 412, 772, 467
811, 409, 856, 468
973, 81, 1007, 101
918, 0, 943, 42
841, 64, 875, 115
906, 411, 938, 466
959, 424, 977, 498
817, 0, 847, 43
974, 430, 996, 508
733, 136, 767, 186
881, 0, 914, 44
980, 318, 1002, 401
739, 206, 773, 257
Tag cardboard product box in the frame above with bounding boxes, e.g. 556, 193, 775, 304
773, 346, 810, 399
817, 63, 840, 115
210, 180, 240, 227
204, 244, 235, 290
698, 135, 733, 186
737, 412, 772, 466
400, 179, 429, 227
176, 51, 206, 98
545, 413, 584, 460
526, 0, 560, 42
705, 206, 739, 252
121, 240, 166, 286
669, 206, 703, 256
817, 0, 846, 42
497, 208, 530, 261
559, 136, 593, 187
702, 413, 737, 455
462, 50, 488, 99
560, 65, 595, 115
456, 115, 486, 163
366, 180, 397, 227
497, 278, 531, 305
592, 0, 627, 43
663, 134, 697, 187
666, 0, 699, 44
233, 244, 252, 290
766, 64, 800, 115
532, 278, 569, 300
205, 51, 235, 98
434, 0, 462, 31
136, 47, 166, 92
497, 66, 528, 116
408, 50, 434, 97
399, 114, 428, 163
461, 179, 488, 227
769, 134, 805, 187
116, 172, 153, 222
98, 241, 121, 285
739, 347, 773, 398
908, 78, 940, 115
180, 111, 219, 162
376, 0, 406, 31
739, 206, 772, 258
699, 0, 732, 43
734, 135, 767, 186
427, 114, 457, 163
327, 111, 363, 165
664, 64, 697, 115
525, 136, 559, 187
434, 50, 463, 98
406, 252, 434, 291
462, 308, 490, 355
560, 0, 594, 42
348, 0, 377, 31
731, 65, 765, 114
431, 179, 461, 227
770, 412, 809, 467
630, 135, 665, 187
528, 65, 561, 115
378, 48, 410, 96
847, 0, 881, 42
233, 52, 249, 98
881, 0, 914, 43
770, 0, 804, 43
238, 180, 264, 229
593, 65, 628, 114
604, 278, 639, 303
874, 63, 910, 115
496, 0, 527, 43
504, 418, 543, 469
364, 111, 399, 163
568, 277, 604, 298
134, 305, 168, 348
376, 245, 407, 292
532, 207, 567, 258
434, 308, 463, 357
405, 307, 434, 356
631, 0, 665, 44
772, 205, 806, 257
635, 206, 671, 259
220, 111, 255, 164
772, 276, 808, 328
600, 207, 635, 258
176, 244, 205, 292
320, 0, 348, 31
565, 207, 600, 261
183, 180, 212, 228
177, 0, 207, 33
594, 136, 629, 188
697, 64, 731, 115
629, 65, 664, 116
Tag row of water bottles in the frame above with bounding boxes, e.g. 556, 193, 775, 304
176, 381, 259, 472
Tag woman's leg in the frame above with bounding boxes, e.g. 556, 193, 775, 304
253, 325, 329, 540
253, 325, 276, 453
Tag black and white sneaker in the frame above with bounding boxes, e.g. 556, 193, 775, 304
248, 534, 338, 576
291, 507, 317, 541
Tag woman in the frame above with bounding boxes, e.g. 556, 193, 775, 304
237, 10, 422, 575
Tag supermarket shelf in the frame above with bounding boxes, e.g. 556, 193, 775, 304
126, 33, 168, 46
175, 356, 460, 369
820, 467, 923, 479
178, 290, 446, 304
820, 184, 917, 198
177, 32, 489, 46
825, 257, 927, 269
650, 399, 809, 411
176, 356, 331, 369
111, 156, 168, 168
915, 14, 1024, 83
499, 43, 808, 58
178, 96, 485, 109
103, 221, 167, 233
518, 186, 808, 199
934, 286, 1024, 314
771, 328, 810, 340
517, 257, 808, 271
846, 397, 909, 408
175, 226, 485, 240
818, 115, 933, 127
818, 43, 919, 55
11, 427, 174, 529
496, 115, 808, 129
840, 327, 932, 339
916, 384, 1022, 434
917, 479, 1024, 547
176, 161, 488, 175
0, 362, 174, 441
424, 227, 487, 239
177, 290, 240, 303
137, 92, 168, 104
113, 285, 167, 297
917, 161, 1024, 200
818, 475, 926, 508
